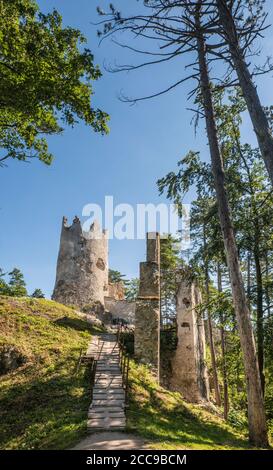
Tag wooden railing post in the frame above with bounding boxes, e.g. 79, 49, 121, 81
116, 326, 131, 408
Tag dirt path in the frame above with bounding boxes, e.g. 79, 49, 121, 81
72, 431, 149, 450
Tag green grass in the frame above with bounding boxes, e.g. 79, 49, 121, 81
0, 295, 103, 450
1, 296, 271, 450
127, 361, 270, 450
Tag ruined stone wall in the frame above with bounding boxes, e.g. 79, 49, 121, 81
134, 233, 160, 380
108, 282, 125, 300
104, 297, 135, 324
167, 280, 209, 402
52, 217, 108, 309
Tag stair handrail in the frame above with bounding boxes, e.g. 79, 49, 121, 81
116, 325, 130, 405
96, 338, 104, 362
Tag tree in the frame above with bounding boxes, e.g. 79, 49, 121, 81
188, 2, 267, 446
108, 269, 128, 284
217, 263, 230, 420
212, 90, 273, 397
0, 268, 9, 295
203, 221, 222, 407
31, 288, 45, 299
159, 89, 273, 423
125, 278, 139, 301
8, 268, 27, 297
215, 0, 273, 186
0, 0, 109, 167
229, 145, 273, 397
98, 0, 268, 446
159, 161, 223, 405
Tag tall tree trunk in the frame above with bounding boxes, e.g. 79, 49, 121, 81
216, 0, 273, 186
203, 226, 222, 406
265, 251, 271, 318
217, 263, 229, 420
195, 4, 268, 447
160, 274, 163, 327
253, 240, 265, 396
247, 252, 252, 308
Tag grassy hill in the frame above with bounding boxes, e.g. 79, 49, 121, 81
127, 362, 270, 450
0, 295, 102, 450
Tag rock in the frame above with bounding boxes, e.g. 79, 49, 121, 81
0, 345, 27, 375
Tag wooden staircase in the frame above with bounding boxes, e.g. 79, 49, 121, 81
87, 333, 126, 432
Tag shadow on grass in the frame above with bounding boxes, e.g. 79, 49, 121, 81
54, 316, 93, 333
127, 380, 250, 450
54, 316, 105, 336
0, 358, 92, 450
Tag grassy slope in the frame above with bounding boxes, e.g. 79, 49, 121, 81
1, 296, 270, 451
127, 361, 270, 450
0, 296, 102, 450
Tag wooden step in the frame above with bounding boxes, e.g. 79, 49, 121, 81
92, 395, 125, 402
93, 390, 125, 396
87, 418, 126, 431
86, 333, 126, 432
93, 389, 125, 395
89, 406, 125, 413
89, 411, 125, 418
91, 399, 124, 408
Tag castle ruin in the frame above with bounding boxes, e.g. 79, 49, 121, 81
134, 233, 160, 380
52, 217, 108, 310
168, 280, 209, 402
52, 217, 209, 403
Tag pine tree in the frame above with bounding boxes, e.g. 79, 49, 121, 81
31, 288, 45, 299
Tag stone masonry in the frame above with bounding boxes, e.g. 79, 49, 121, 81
52, 217, 108, 309
169, 279, 209, 402
104, 298, 136, 325
52, 217, 209, 404
134, 233, 160, 380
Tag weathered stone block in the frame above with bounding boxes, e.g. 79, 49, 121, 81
138, 262, 160, 299
134, 299, 160, 372
146, 232, 160, 264
168, 280, 209, 402
134, 233, 161, 380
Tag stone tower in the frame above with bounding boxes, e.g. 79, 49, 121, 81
52, 217, 108, 309
169, 279, 209, 402
134, 233, 160, 381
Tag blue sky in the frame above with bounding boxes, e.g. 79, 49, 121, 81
1, 0, 273, 298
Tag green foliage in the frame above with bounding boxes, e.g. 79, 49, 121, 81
8, 268, 27, 297
31, 288, 45, 299
108, 269, 128, 284
160, 234, 182, 325
160, 234, 181, 271
119, 330, 134, 356
227, 408, 248, 431
158, 151, 211, 215
157, 89, 273, 430
0, 267, 27, 297
0, 0, 109, 167
0, 296, 103, 449
125, 278, 139, 301
0, 269, 9, 296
